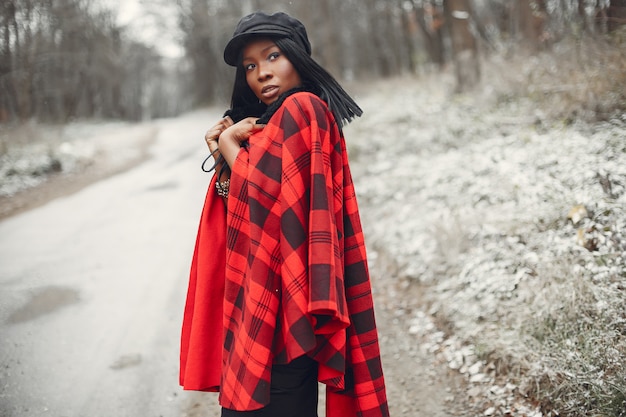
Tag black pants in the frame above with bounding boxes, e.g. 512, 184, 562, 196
221, 355, 318, 417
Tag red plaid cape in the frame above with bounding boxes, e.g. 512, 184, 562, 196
180, 92, 389, 417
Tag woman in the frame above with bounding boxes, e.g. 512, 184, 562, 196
180, 12, 389, 417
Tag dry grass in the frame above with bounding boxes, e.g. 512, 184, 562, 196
470, 209, 626, 417
431, 36, 626, 416
521, 265, 626, 416
502, 53, 626, 410
481, 34, 626, 124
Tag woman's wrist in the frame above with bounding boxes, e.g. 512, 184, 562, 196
217, 131, 241, 169
207, 136, 219, 154
215, 177, 230, 198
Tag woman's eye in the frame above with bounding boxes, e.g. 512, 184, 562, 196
244, 63, 255, 71
268, 52, 280, 61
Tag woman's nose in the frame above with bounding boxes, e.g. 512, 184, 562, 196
257, 65, 272, 81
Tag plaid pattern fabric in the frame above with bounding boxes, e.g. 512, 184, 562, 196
181, 92, 389, 417
223, 92, 388, 416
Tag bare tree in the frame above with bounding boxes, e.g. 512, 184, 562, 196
607, 0, 626, 31
414, 0, 447, 67
0, 0, 174, 123
515, 0, 549, 48
578, 0, 590, 32
443, 0, 480, 91
397, 0, 420, 74
0, 0, 19, 121
2, 0, 623, 124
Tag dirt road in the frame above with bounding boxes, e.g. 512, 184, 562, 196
0, 106, 465, 417
0, 110, 222, 416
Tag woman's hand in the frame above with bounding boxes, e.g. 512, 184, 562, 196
219, 117, 265, 168
204, 116, 234, 153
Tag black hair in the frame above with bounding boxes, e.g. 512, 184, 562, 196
228, 37, 362, 129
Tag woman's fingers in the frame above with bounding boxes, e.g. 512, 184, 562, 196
205, 117, 235, 147
206, 116, 265, 149
220, 117, 264, 144
242, 117, 265, 133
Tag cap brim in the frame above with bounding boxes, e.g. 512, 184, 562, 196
223, 27, 292, 66
223, 34, 254, 66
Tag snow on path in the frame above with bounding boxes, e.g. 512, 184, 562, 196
0, 109, 222, 417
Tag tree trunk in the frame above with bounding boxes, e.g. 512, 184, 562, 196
443, 0, 480, 92
399, 0, 419, 73
15, 1, 34, 121
516, 0, 548, 48
467, 4, 496, 50
1, 1, 17, 121
385, 2, 404, 76
595, 0, 609, 34
317, 0, 340, 77
363, 0, 383, 77
608, 0, 626, 32
366, 0, 396, 77
578, 0, 588, 32
414, 0, 446, 67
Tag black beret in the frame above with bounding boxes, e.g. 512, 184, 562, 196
223, 12, 311, 66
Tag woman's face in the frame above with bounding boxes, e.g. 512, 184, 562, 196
242, 38, 302, 105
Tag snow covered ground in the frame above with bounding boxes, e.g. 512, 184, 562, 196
345, 75, 626, 416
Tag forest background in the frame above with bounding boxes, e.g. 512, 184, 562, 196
2, 0, 625, 123
1, 1, 626, 416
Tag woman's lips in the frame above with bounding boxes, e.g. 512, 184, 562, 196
261, 85, 279, 100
